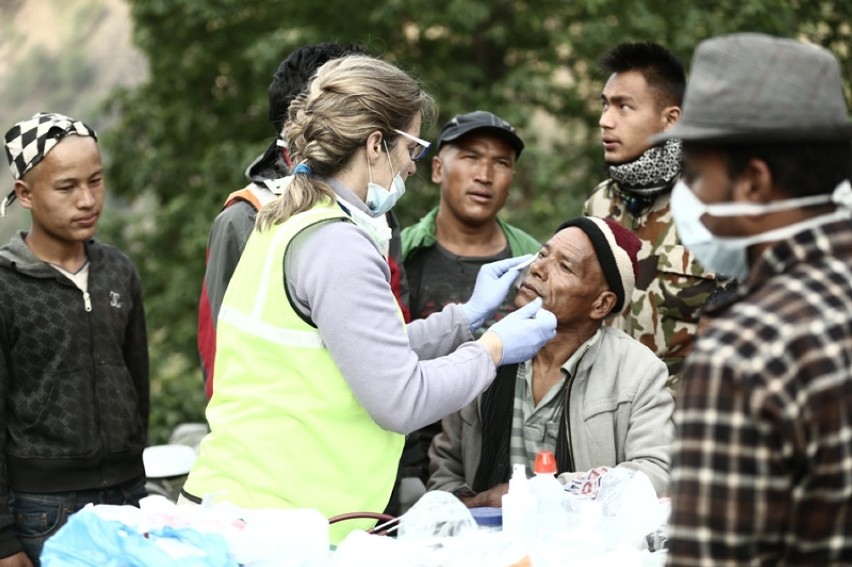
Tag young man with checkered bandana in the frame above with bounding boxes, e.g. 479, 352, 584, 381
582, 42, 731, 391
0, 112, 149, 566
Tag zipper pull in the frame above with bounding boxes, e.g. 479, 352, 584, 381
83, 291, 92, 312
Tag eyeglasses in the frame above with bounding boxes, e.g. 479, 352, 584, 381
393, 129, 431, 162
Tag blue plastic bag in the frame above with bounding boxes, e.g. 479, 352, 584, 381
41, 509, 235, 566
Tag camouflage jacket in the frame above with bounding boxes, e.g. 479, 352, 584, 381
583, 178, 725, 380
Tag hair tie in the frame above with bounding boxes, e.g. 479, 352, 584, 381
293, 162, 312, 176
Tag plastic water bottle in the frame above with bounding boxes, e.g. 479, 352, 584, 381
501, 463, 535, 545
529, 450, 569, 533
528, 451, 569, 566
529, 450, 565, 523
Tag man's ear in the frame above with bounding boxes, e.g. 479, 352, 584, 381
431, 155, 443, 184
589, 290, 617, 321
661, 105, 681, 129
14, 179, 33, 210
735, 158, 774, 204
365, 130, 384, 165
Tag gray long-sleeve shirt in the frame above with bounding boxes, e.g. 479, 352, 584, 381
284, 181, 497, 434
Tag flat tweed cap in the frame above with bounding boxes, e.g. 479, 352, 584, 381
4, 112, 97, 180
556, 216, 640, 316
652, 33, 852, 144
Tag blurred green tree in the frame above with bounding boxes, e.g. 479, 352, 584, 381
101, 0, 851, 442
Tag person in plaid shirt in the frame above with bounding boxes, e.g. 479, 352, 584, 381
657, 34, 852, 564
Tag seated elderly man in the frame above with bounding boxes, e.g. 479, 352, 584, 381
428, 216, 675, 504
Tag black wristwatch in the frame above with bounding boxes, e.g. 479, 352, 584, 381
451, 486, 477, 500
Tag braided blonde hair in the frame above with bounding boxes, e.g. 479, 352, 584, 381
256, 55, 436, 229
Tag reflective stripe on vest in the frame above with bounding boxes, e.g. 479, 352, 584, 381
215, 209, 324, 348
184, 201, 403, 547
217, 305, 322, 348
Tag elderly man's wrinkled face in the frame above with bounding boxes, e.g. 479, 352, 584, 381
515, 227, 612, 326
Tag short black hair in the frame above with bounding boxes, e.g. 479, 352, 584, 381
687, 141, 852, 198
598, 41, 686, 108
267, 42, 368, 133
722, 141, 852, 198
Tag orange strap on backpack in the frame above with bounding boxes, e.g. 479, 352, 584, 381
223, 186, 264, 210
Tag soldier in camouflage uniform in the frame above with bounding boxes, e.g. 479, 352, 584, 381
583, 42, 728, 388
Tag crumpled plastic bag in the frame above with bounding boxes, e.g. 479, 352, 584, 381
596, 468, 663, 550
562, 467, 666, 552
40, 507, 234, 566
563, 466, 610, 498
332, 491, 525, 567
397, 489, 478, 541
41, 497, 330, 567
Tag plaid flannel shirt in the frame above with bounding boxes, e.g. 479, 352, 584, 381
668, 217, 852, 566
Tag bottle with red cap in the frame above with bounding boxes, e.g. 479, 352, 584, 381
527, 450, 569, 566
529, 450, 567, 528
534, 449, 558, 476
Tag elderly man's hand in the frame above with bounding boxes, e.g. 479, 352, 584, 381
458, 483, 509, 508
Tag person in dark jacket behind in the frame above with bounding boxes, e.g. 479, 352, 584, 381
0, 112, 149, 566
197, 42, 416, 401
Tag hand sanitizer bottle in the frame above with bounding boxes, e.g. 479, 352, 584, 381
528, 451, 569, 567
529, 450, 565, 523
501, 463, 535, 546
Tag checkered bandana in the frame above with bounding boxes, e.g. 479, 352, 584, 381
4, 112, 97, 180
2, 112, 97, 216
608, 138, 682, 196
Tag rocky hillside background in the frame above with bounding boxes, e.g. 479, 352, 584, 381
0, 0, 145, 240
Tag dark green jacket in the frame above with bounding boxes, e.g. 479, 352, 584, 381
401, 207, 540, 260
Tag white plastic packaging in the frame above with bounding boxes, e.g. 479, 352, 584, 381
528, 451, 570, 567
528, 450, 565, 527
501, 463, 535, 546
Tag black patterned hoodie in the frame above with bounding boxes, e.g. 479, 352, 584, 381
0, 231, 149, 556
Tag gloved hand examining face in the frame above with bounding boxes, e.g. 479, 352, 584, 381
462, 254, 535, 333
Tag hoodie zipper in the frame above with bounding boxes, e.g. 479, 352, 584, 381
83, 278, 107, 486
68, 273, 102, 483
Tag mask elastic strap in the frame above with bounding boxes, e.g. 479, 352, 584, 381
716, 206, 852, 248
710, 181, 852, 246
703, 192, 834, 217
383, 141, 397, 180
701, 179, 852, 217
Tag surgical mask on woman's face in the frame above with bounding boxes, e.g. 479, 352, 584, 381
365, 141, 406, 218
671, 179, 852, 281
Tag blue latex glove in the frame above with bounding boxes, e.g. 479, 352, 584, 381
462, 254, 535, 332
486, 297, 557, 365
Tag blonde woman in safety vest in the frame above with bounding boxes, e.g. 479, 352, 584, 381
180, 54, 557, 545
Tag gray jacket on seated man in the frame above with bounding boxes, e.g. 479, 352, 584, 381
428, 216, 675, 506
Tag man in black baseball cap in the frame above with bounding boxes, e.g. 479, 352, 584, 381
394, 111, 539, 511
436, 110, 525, 158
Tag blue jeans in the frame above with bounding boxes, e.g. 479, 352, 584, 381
10, 477, 147, 566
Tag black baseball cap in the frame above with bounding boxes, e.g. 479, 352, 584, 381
436, 110, 525, 158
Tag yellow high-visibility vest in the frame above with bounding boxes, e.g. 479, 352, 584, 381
184, 202, 404, 545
